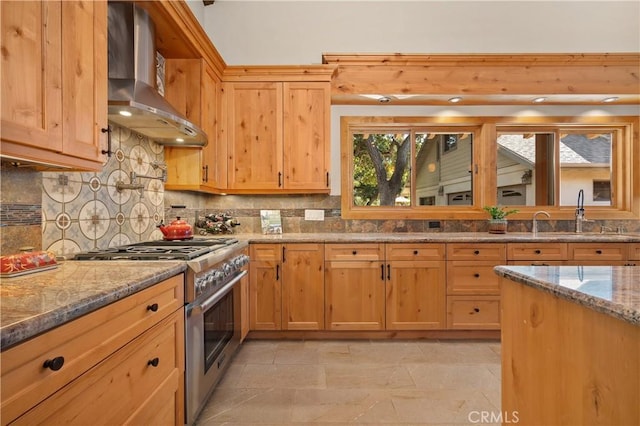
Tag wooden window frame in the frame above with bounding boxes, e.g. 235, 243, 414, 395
341, 115, 639, 220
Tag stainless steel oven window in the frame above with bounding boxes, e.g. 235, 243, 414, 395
203, 289, 234, 372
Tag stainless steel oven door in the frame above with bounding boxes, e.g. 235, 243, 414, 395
185, 269, 246, 425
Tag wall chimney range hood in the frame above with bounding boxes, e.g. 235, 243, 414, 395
107, 3, 207, 147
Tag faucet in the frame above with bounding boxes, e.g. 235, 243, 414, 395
575, 189, 587, 233
532, 211, 551, 235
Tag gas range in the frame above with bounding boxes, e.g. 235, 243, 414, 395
73, 237, 239, 261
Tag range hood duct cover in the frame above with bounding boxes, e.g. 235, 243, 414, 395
107, 2, 207, 147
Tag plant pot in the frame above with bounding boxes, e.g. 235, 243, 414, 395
488, 219, 508, 234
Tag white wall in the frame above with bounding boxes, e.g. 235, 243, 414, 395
202, 1, 640, 65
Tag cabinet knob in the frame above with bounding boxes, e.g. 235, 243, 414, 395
147, 357, 160, 367
534, 249, 541, 254
413, 250, 419, 255
596, 250, 603, 254
473, 273, 480, 278
473, 250, 480, 255
352, 250, 357, 255
473, 307, 480, 313
43, 356, 65, 371
147, 303, 159, 312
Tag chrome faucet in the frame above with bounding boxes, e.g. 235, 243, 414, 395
575, 189, 588, 233
532, 210, 550, 235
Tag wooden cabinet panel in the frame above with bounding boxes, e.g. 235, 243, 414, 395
507, 243, 568, 261
508, 260, 565, 266
13, 311, 183, 426
282, 82, 330, 190
325, 243, 384, 261
249, 258, 281, 331
250, 244, 282, 262
281, 244, 324, 330
226, 82, 283, 190
325, 260, 385, 330
628, 243, 640, 263
1, 0, 107, 170
385, 243, 445, 261
447, 296, 500, 330
0, 275, 183, 424
568, 243, 628, 262
446, 243, 506, 261
1, 1, 62, 152
386, 260, 446, 330
447, 261, 502, 295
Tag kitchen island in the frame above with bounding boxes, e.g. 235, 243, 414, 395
495, 265, 639, 426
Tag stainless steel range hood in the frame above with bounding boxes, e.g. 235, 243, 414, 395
107, 2, 207, 147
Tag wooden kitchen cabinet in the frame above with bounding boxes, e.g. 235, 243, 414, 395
628, 243, 640, 265
249, 243, 325, 331
324, 244, 385, 331
0, 0, 108, 171
506, 242, 568, 265
164, 59, 227, 192
1, 274, 185, 426
566, 242, 629, 265
445, 243, 505, 330
385, 244, 446, 330
223, 80, 331, 193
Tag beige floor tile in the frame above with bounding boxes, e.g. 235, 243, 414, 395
325, 363, 416, 390
195, 340, 502, 425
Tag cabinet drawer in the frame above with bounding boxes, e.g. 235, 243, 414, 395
385, 243, 445, 261
13, 311, 183, 425
507, 243, 568, 261
447, 296, 500, 330
325, 243, 383, 261
446, 243, 506, 261
447, 261, 502, 295
250, 244, 282, 261
508, 260, 565, 266
0, 275, 184, 424
568, 243, 627, 262
628, 243, 640, 261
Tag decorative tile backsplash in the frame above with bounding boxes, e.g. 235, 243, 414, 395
41, 126, 167, 257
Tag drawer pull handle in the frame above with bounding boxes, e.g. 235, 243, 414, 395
413, 250, 419, 255
473, 250, 480, 255
147, 303, 159, 312
596, 250, 603, 254
43, 356, 65, 371
147, 357, 160, 367
473, 273, 480, 278
535, 249, 541, 254
381, 264, 385, 281
352, 250, 357, 255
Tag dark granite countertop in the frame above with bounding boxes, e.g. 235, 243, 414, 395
0, 261, 186, 349
236, 232, 640, 243
494, 265, 640, 325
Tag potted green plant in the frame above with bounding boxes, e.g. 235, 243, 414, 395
483, 205, 519, 234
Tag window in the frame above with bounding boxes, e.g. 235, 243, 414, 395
341, 116, 637, 220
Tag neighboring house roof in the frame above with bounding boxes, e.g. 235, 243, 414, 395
497, 134, 610, 166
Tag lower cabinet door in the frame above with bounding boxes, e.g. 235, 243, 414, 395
325, 261, 385, 330
12, 311, 184, 426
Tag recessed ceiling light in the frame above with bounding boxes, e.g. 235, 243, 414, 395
119, 110, 132, 117
176, 138, 184, 143
532, 97, 547, 103
448, 97, 462, 103
602, 97, 619, 103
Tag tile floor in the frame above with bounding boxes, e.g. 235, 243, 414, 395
195, 339, 501, 425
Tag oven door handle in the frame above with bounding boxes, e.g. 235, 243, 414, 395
193, 270, 247, 314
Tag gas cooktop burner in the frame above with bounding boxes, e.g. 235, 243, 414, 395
73, 238, 239, 261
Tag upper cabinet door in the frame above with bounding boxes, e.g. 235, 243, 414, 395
0, 0, 107, 170
283, 82, 330, 191
226, 82, 283, 190
1, 1, 63, 152
61, 0, 107, 163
